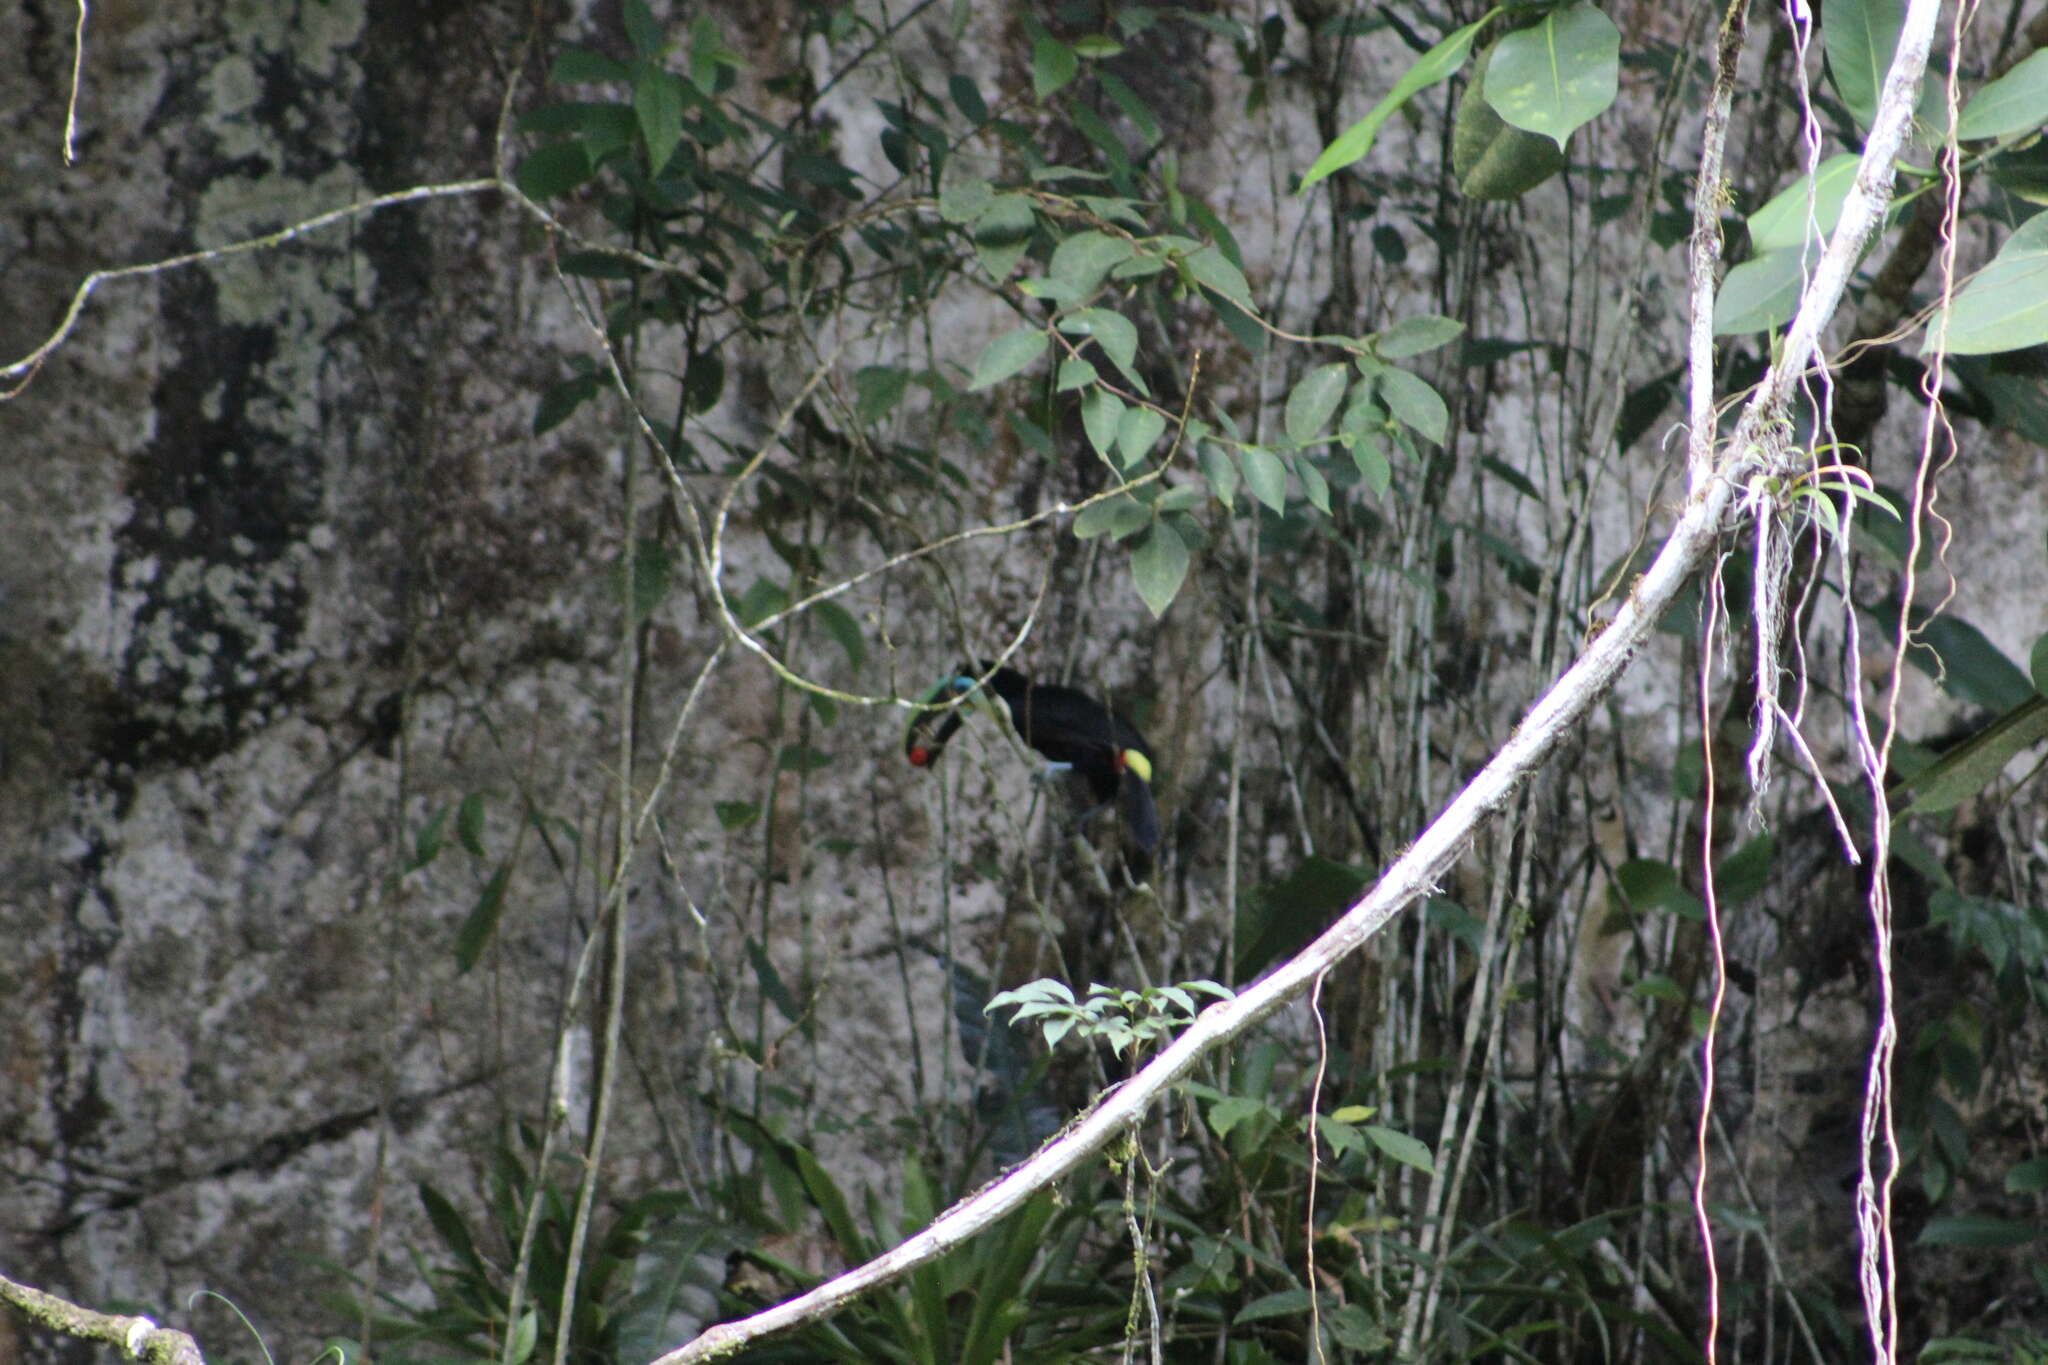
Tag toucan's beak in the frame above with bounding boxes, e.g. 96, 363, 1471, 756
904, 675, 983, 767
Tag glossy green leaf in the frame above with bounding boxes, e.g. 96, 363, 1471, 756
1284, 363, 1349, 445
1924, 213, 2048, 356
1825, 0, 1899, 129
1130, 519, 1189, 617
1747, 154, 1862, 252
1241, 445, 1288, 512
1713, 242, 1821, 335
1081, 387, 1125, 457
1453, 44, 1567, 200
1483, 2, 1620, 150
1300, 13, 1492, 190
969, 326, 1047, 389
1958, 49, 2048, 140
1378, 368, 1449, 444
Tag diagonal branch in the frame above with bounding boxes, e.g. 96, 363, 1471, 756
655, 1, 1944, 1356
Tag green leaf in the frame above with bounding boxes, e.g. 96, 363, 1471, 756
1284, 363, 1349, 445
414, 806, 452, 869
614, 537, 673, 623
622, 0, 664, 59
1747, 154, 1863, 252
1298, 457, 1331, 514
1081, 387, 1125, 457
514, 140, 594, 201
1378, 368, 1449, 444
969, 326, 1048, 389
813, 599, 866, 669
1483, 2, 1620, 149
854, 365, 910, 424
1376, 314, 1465, 359
1032, 36, 1078, 99
971, 194, 1037, 281
455, 864, 513, 973
2033, 629, 2048, 694
552, 46, 628, 84
1179, 245, 1255, 309
776, 744, 833, 774
714, 800, 760, 830
1073, 493, 1150, 541
1916, 1215, 2047, 1247
1924, 213, 2048, 356
1713, 243, 1821, 336
1116, 405, 1167, 467
1892, 696, 2048, 818
1300, 14, 1492, 190
533, 372, 601, 436
457, 792, 487, 858
1958, 49, 2048, 140
1363, 1123, 1439, 1176
1200, 443, 1238, 509
1350, 438, 1391, 498
1241, 445, 1288, 511
1049, 231, 1136, 297
2006, 1155, 2048, 1194
938, 176, 993, 223
1060, 308, 1142, 388
1056, 355, 1098, 391
1615, 858, 1705, 920
1453, 42, 1568, 200
1130, 519, 1190, 617
634, 69, 685, 177
1824, 0, 1900, 130
948, 73, 988, 124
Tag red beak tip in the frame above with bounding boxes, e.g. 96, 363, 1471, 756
908, 747, 931, 767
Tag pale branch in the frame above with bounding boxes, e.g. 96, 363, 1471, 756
0, 1270, 207, 1365
656, 0, 1944, 1353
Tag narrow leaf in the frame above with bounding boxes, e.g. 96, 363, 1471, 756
1241, 446, 1287, 511
1081, 387, 1125, 457
1924, 213, 2048, 356
1957, 49, 2048, 141
1300, 15, 1491, 190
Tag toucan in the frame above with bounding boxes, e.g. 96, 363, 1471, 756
905, 663, 1160, 862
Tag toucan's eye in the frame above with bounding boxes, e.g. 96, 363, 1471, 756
908, 745, 933, 767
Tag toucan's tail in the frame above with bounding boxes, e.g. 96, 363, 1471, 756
1119, 765, 1160, 867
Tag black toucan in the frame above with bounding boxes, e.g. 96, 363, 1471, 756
905, 663, 1160, 861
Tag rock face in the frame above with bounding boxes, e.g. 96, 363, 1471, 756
6, 0, 2046, 1359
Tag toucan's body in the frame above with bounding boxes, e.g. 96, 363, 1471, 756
906, 664, 1160, 861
